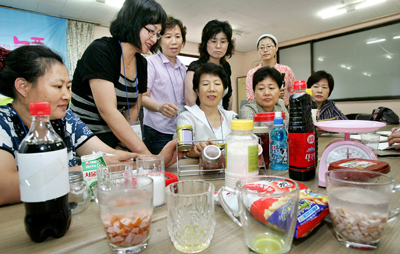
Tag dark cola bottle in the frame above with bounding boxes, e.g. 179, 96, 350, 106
288, 81, 316, 181
18, 102, 71, 242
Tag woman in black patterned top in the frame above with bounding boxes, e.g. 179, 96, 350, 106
307, 70, 348, 121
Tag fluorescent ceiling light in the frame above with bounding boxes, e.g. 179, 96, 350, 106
393, 35, 400, 39
319, 8, 346, 19
318, 57, 324, 61
386, 55, 392, 59
346, 67, 351, 70
355, 0, 386, 9
366, 38, 386, 44
319, 0, 386, 19
106, 0, 124, 7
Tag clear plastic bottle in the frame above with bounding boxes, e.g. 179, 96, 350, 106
270, 112, 289, 170
225, 119, 259, 188
288, 81, 316, 180
18, 102, 71, 242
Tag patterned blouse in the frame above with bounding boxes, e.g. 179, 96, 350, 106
0, 105, 94, 167
318, 100, 348, 121
246, 63, 296, 104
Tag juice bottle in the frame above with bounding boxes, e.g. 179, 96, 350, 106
18, 102, 71, 242
288, 81, 316, 181
270, 112, 288, 170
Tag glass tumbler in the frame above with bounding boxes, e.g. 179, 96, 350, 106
68, 171, 91, 215
166, 181, 215, 253
95, 175, 153, 253
137, 155, 166, 209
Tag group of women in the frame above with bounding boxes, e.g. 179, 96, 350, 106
1, 0, 397, 207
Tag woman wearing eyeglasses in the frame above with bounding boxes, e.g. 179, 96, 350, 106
70, 0, 165, 154
245, 34, 296, 107
184, 20, 235, 110
142, 17, 187, 154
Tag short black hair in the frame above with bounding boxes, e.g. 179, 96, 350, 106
0, 45, 63, 98
198, 20, 235, 64
159, 16, 187, 53
253, 66, 282, 92
110, 0, 167, 54
193, 62, 228, 106
307, 70, 334, 96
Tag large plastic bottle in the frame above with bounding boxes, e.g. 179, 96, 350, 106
270, 112, 288, 170
17, 102, 71, 242
288, 81, 316, 181
225, 119, 259, 188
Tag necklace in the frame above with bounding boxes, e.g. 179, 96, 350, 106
125, 57, 134, 69
204, 109, 223, 140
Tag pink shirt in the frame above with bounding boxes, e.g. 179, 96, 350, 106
246, 63, 296, 103
144, 52, 186, 134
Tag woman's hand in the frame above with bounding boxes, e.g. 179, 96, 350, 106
159, 103, 179, 118
279, 87, 287, 99
103, 151, 141, 167
159, 139, 189, 168
388, 127, 400, 150
193, 138, 216, 155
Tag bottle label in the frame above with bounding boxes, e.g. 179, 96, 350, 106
271, 143, 288, 166
248, 145, 259, 172
18, 148, 69, 202
288, 132, 315, 170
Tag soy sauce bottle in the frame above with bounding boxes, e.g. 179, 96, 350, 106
18, 102, 71, 242
288, 81, 316, 181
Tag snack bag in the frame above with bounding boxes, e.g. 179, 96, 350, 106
81, 152, 108, 201
295, 182, 329, 238
242, 180, 297, 234
216, 181, 329, 238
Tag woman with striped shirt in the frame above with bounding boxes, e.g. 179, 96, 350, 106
307, 70, 348, 121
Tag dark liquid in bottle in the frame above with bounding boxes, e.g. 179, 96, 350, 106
288, 92, 316, 181
255, 133, 270, 168
19, 141, 71, 243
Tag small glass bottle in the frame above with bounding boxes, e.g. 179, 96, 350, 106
69, 171, 91, 215
225, 119, 259, 188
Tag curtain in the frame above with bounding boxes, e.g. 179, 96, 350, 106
66, 20, 95, 78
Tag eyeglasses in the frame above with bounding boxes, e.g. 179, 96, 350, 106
258, 45, 275, 51
144, 26, 162, 40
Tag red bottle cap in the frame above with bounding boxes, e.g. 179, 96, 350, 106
165, 172, 178, 186
254, 113, 275, 122
293, 80, 306, 90
29, 102, 51, 116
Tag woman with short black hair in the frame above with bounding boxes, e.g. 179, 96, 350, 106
184, 20, 235, 110
71, 0, 166, 154
240, 66, 288, 126
307, 70, 347, 120
176, 63, 237, 156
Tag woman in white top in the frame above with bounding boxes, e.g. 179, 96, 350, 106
175, 63, 237, 157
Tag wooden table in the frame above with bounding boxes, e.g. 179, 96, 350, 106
1, 128, 399, 253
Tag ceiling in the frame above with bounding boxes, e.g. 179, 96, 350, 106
0, 0, 399, 52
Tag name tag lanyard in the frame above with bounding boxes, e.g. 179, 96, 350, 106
157, 53, 185, 104
119, 40, 139, 122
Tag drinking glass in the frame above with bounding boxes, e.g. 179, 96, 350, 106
360, 133, 380, 154
218, 176, 299, 254
166, 181, 215, 253
326, 169, 400, 250
137, 155, 165, 209
95, 175, 153, 253
96, 164, 135, 183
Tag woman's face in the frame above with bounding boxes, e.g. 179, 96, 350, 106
26, 62, 71, 120
139, 23, 162, 54
311, 78, 330, 104
255, 77, 280, 112
206, 32, 229, 62
160, 25, 183, 61
196, 74, 225, 108
257, 38, 278, 62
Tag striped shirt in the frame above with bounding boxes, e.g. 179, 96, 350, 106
318, 100, 348, 121
246, 63, 296, 104
70, 37, 147, 135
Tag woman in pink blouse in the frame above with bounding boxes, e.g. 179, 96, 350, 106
246, 34, 295, 107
